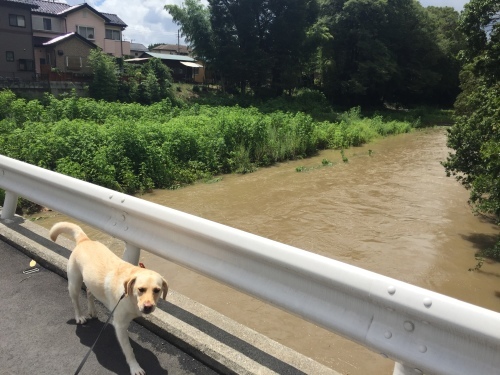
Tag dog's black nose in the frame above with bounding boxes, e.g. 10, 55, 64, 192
142, 305, 154, 314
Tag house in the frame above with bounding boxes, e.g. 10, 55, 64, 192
1, 0, 130, 78
30, 1, 129, 76
150, 43, 191, 56
130, 42, 148, 58
127, 51, 204, 83
41, 32, 96, 79
0, 0, 37, 81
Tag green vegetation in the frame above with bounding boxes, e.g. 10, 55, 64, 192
0, 90, 414, 196
443, 0, 500, 263
166, 0, 319, 96
166, 0, 464, 107
88, 50, 176, 105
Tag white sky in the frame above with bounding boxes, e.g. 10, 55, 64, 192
65, 0, 470, 47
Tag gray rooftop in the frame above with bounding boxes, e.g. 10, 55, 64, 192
29, 0, 71, 14
130, 43, 148, 52
11, 0, 127, 27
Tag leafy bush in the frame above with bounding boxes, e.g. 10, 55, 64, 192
0, 90, 414, 195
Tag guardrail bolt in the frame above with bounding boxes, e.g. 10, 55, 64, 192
423, 298, 432, 308
403, 321, 415, 332
388, 285, 396, 295
384, 331, 392, 339
418, 345, 427, 353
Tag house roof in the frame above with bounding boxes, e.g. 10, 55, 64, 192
101, 12, 127, 27
28, 0, 71, 14
141, 52, 195, 62
0, 0, 38, 9
151, 44, 191, 55
43, 32, 96, 48
130, 43, 148, 52
15, 0, 127, 28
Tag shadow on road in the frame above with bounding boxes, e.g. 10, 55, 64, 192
74, 319, 168, 374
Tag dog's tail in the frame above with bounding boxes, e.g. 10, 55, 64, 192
50, 222, 89, 245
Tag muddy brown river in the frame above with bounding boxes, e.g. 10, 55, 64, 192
30, 127, 500, 375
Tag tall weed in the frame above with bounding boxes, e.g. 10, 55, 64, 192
0, 90, 414, 195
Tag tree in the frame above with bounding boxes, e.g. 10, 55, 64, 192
443, 0, 500, 259
88, 50, 174, 105
165, 0, 214, 62
320, 0, 397, 105
319, 0, 462, 106
166, 0, 319, 96
88, 49, 119, 101
382, 0, 443, 104
126, 59, 174, 105
426, 6, 465, 106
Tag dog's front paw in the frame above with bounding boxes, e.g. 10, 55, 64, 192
75, 315, 88, 324
129, 361, 145, 375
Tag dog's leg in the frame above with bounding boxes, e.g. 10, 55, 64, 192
87, 290, 97, 319
113, 318, 145, 375
67, 264, 87, 324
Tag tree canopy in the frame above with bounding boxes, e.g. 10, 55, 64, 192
443, 0, 500, 259
166, 0, 465, 106
167, 0, 320, 95
88, 50, 174, 105
319, 0, 463, 106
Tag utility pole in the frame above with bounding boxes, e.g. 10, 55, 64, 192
177, 30, 180, 53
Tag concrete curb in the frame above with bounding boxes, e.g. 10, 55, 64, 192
0, 216, 341, 375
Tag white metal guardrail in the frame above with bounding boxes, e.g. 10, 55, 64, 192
1, 154, 499, 375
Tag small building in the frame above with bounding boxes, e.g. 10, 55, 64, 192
128, 51, 204, 83
41, 32, 96, 80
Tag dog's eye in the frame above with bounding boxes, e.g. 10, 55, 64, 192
138, 288, 146, 293
153, 288, 160, 294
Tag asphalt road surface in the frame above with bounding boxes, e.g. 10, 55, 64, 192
0, 238, 218, 375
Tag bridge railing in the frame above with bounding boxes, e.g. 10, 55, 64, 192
1, 154, 499, 375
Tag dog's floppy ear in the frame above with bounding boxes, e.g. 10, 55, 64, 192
161, 278, 169, 300
124, 277, 136, 297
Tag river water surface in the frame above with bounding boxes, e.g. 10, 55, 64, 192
31, 128, 500, 375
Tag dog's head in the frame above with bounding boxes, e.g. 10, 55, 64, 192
124, 270, 168, 314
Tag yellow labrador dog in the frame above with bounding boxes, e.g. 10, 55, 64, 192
50, 222, 168, 375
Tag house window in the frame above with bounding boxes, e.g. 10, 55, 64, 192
77, 26, 94, 40
18, 59, 34, 71
9, 14, 26, 27
105, 29, 121, 41
6, 51, 14, 62
43, 18, 52, 30
66, 56, 82, 71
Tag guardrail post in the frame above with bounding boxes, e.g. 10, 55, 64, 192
1, 190, 18, 220
123, 242, 141, 265
393, 362, 423, 375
